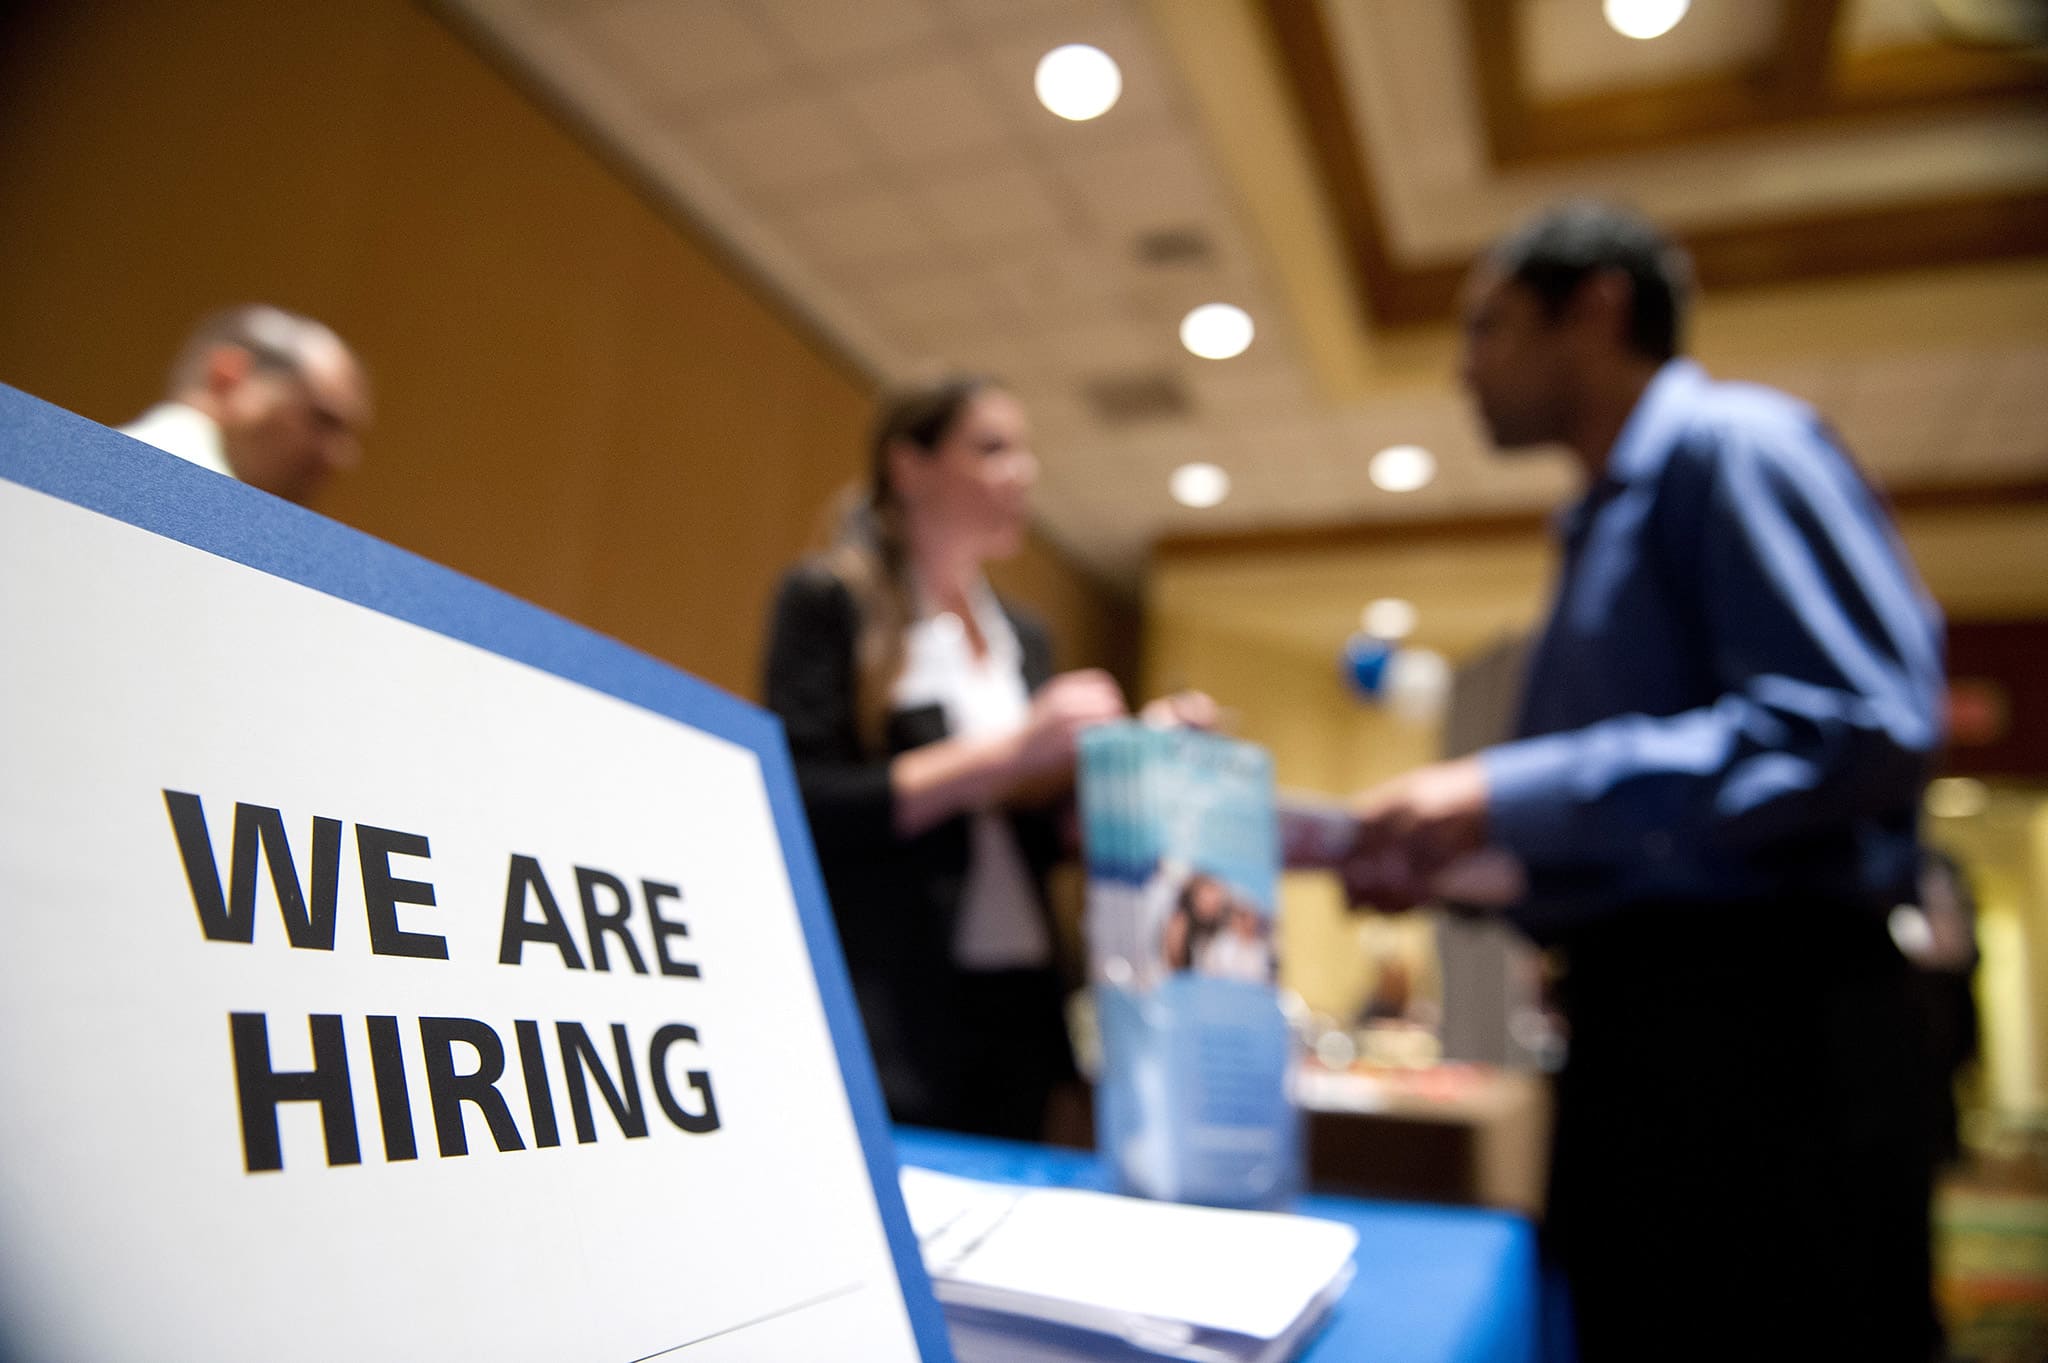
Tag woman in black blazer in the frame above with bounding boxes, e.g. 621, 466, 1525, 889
762, 376, 1128, 1139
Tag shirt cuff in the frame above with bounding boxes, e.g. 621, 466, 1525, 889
1482, 734, 1592, 867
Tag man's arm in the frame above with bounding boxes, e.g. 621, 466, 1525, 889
1351, 419, 1942, 913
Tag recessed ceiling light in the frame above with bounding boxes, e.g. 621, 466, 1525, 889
1169, 462, 1231, 508
1179, 303, 1254, 360
1360, 598, 1417, 640
1035, 44, 1121, 121
1603, 0, 1690, 40
1369, 444, 1435, 493
1925, 776, 1990, 819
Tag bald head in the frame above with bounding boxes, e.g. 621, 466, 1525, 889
167, 305, 373, 504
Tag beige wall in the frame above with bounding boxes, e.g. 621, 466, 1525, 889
0, 2, 1131, 700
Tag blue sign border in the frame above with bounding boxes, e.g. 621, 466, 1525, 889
0, 382, 955, 1362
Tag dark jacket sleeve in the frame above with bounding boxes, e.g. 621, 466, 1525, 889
761, 565, 899, 856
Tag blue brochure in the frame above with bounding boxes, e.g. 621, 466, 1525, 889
1078, 723, 1299, 1208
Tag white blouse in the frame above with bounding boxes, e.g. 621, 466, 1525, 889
892, 578, 1054, 972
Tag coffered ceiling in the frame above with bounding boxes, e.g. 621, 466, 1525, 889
439, 0, 2048, 582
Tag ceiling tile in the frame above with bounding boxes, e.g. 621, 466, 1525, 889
781, 185, 942, 268
1062, 132, 1219, 241
1235, 412, 1340, 468
1038, 316, 1176, 376
1106, 422, 1220, 473
1185, 358, 1316, 424
1010, 401, 1099, 470
940, 0, 1099, 27
577, 0, 792, 107
1331, 396, 1478, 465
979, 246, 1129, 328
1126, 278, 1253, 342
915, 162, 1071, 249
752, 0, 944, 65
863, 267, 1009, 332
1217, 417, 1341, 505
837, 55, 1014, 169
689, 93, 874, 194
885, 318, 1040, 382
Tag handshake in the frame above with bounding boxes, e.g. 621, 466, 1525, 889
1280, 756, 1526, 914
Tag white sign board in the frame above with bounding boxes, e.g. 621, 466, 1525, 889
0, 386, 951, 1362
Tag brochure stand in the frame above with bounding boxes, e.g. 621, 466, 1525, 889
0, 383, 952, 1362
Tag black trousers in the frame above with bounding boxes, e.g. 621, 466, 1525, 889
946, 965, 1075, 1141
1544, 903, 1940, 1363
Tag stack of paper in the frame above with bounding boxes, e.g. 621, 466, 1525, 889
899, 1166, 1357, 1363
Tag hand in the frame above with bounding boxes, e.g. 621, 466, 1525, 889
891, 670, 1125, 836
1139, 689, 1223, 730
1343, 757, 1491, 912
1015, 669, 1127, 779
1431, 848, 1528, 912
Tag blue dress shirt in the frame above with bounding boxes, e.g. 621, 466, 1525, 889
1481, 360, 1944, 933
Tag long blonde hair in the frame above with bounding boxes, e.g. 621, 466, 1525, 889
824, 374, 999, 752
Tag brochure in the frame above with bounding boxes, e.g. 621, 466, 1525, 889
1077, 724, 1296, 1208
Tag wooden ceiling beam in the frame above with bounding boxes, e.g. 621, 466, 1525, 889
1461, 0, 1530, 163
1765, 0, 1846, 110
1260, 0, 1466, 328
1684, 188, 2048, 293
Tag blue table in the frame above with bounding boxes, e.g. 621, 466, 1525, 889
892, 1127, 1543, 1363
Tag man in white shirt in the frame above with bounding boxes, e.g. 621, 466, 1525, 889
120, 305, 372, 505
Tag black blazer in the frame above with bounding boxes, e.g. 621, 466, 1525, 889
760, 562, 1068, 1123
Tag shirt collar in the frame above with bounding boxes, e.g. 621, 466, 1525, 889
128, 402, 234, 480
1601, 358, 1705, 487
1551, 358, 1705, 543
911, 571, 1019, 665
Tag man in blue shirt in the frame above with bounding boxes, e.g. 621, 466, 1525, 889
1346, 202, 1944, 1360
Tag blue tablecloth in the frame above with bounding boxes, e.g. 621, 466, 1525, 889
892, 1126, 1542, 1363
